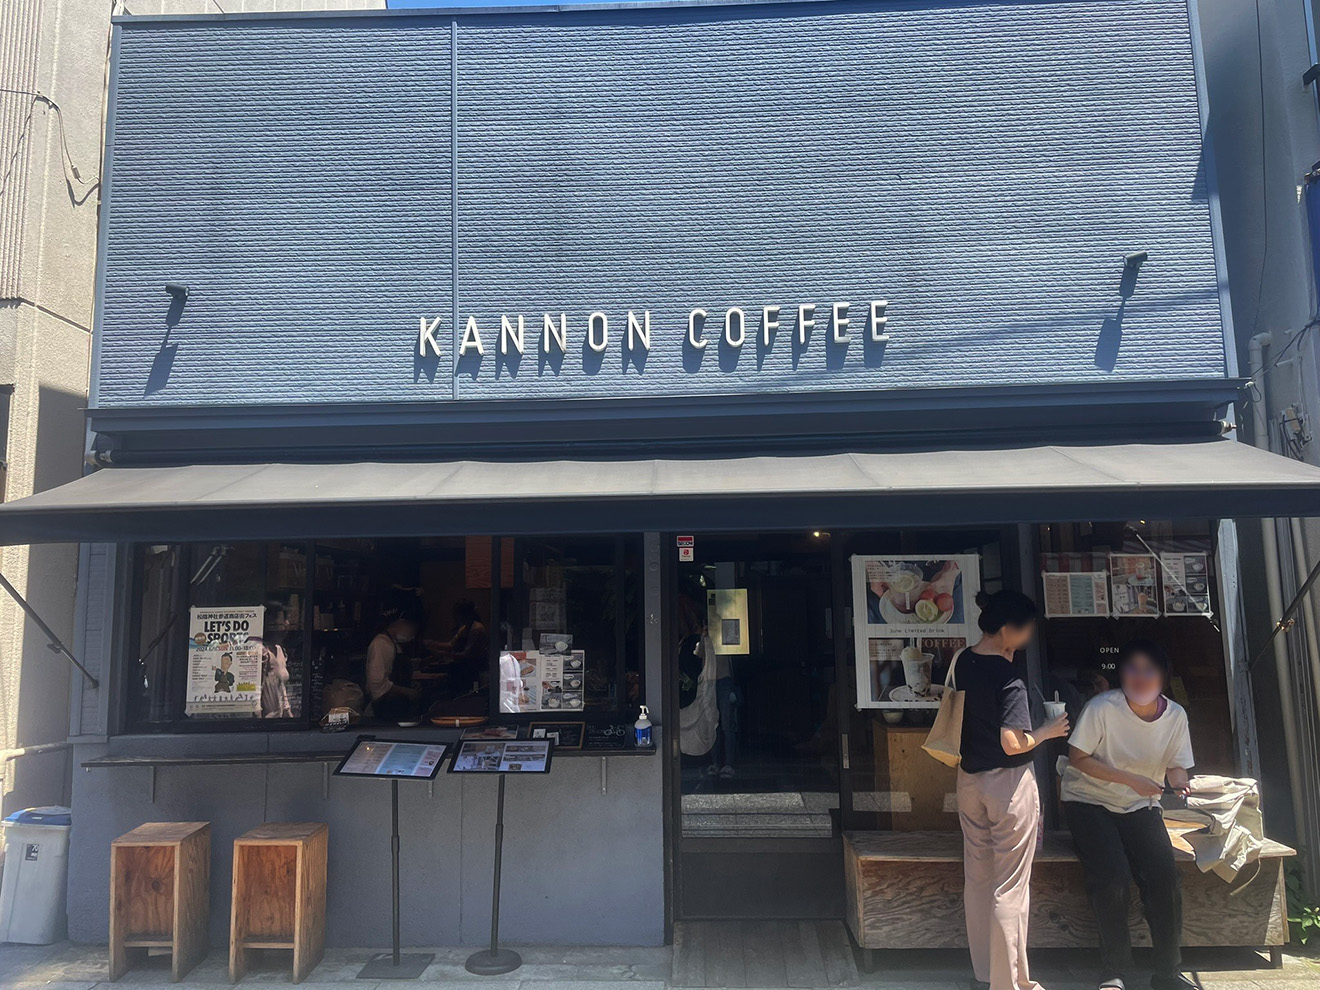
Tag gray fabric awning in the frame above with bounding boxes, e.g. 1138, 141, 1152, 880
3, 439, 1320, 543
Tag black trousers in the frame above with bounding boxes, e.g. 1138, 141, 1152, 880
1064, 801, 1183, 980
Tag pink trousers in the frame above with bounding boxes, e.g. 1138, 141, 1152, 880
956, 763, 1042, 990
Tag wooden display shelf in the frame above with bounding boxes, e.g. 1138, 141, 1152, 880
110, 821, 210, 983
230, 822, 328, 985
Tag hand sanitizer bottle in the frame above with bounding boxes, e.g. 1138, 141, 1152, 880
634, 705, 653, 748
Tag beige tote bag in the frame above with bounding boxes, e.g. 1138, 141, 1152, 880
921, 650, 965, 767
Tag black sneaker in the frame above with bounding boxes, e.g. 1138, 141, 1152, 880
1151, 975, 1197, 990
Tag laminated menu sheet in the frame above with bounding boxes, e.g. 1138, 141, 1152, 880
502, 639, 586, 713
1041, 572, 1111, 618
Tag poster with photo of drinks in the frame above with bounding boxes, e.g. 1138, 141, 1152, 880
866, 636, 968, 708
850, 554, 981, 709
1109, 553, 1160, 617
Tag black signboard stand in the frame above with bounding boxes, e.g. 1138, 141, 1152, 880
464, 773, 521, 975
335, 737, 447, 981
447, 738, 554, 976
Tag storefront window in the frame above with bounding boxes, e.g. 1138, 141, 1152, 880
1036, 520, 1234, 775
501, 537, 640, 715
124, 535, 641, 733
128, 542, 305, 727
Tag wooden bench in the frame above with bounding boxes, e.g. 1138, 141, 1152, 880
844, 825, 1295, 970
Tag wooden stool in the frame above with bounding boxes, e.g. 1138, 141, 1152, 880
109, 822, 210, 982
230, 823, 328, 985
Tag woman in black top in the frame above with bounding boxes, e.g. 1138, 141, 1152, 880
955, 590, 1068, 990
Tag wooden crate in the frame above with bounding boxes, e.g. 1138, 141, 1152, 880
230, 823, 328, 985
109, 822, 210, 982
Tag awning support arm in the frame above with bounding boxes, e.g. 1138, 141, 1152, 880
1248, 551, 1320, 674
0, 571, 99, 688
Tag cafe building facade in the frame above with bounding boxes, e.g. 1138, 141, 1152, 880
4, 0, 1320, 952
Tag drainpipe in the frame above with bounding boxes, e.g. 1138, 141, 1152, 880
1288, 516, 1320, 720
1249, 333, 1307, 845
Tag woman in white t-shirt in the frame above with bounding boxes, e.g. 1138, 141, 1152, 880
1061, 640, 1195, 990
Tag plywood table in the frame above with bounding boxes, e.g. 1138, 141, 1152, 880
109, 821, 210, 982
844, 827, 1296, 969
230, 822, 328, 985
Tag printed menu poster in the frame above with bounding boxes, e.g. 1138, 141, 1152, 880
1109, 553, 1160, 617
1042, 572, 1111, 618
850, 554, 982, 710
449, 739, 552, 773
502, 642, 586, 713
335, 739, 448, 779
1160, 552, 1213, 617
186, 606, 264, 716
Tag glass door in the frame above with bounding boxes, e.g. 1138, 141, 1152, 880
670, 532, 843, 919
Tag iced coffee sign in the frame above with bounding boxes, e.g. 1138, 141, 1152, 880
185, 606, 264, 716
849, 555, 982, 709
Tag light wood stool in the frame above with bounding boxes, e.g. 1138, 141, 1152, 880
109, 822, 210, 982
229, 823, 328, 985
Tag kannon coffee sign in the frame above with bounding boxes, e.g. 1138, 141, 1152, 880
848, 555, 982, 710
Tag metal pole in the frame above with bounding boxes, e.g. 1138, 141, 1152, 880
356, 774, 434, 979
464, 772, 521, 975
0, 571, 98, 687
490, 773, 505, 956
1249, 551, 1320, 672
391, 778, 401, 968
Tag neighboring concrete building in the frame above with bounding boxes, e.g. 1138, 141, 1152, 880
1199, 0, 1320, 892
0, 0, 103, 816
0, 0, 384, 817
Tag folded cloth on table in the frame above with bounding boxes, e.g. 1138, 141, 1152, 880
1162, 774, 1264, 883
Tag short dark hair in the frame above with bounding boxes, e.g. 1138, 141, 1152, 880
1117, 638, 1172, 685
454, 598, 479, 622
380, 597, 426, 630
974, 589, 1038, 634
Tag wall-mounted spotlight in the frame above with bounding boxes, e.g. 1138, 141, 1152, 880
164, 283, 190, 302
1119, 252, 1148, 299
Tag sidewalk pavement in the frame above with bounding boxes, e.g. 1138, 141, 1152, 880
0, 941, 1315, 990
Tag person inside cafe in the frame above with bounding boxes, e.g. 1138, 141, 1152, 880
955, 589, 1070, 990
365, 600, 425, 722
432, 598, 489, 696
260, 601, 293, 718
1061, 639, 1195, 990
